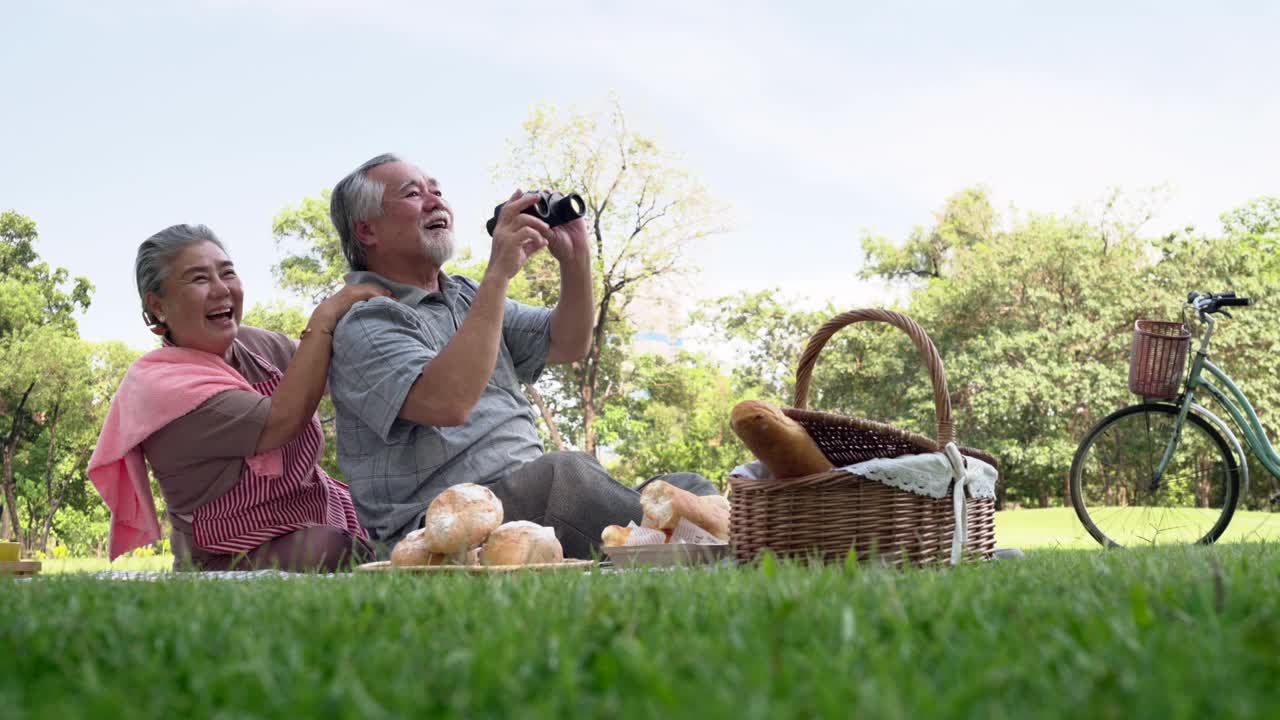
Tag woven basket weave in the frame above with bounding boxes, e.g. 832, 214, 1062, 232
729, 309, 998, 566
1128, 319, 1191, 400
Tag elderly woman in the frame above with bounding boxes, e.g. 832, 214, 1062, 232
89, 224, 388, 571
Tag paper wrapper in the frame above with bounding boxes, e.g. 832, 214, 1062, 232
668, 518, 728, 545
620, 520, 726, 547
623, 524, 668, 546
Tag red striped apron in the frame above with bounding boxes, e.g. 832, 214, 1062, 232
192, 347, 367, 554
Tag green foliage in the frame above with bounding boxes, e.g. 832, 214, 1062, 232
270, 191, 346, 304
601, 352, 762, 490
1219, 196, 1280, 242
7, 545, 1280, 718
0, 211, 147, 554
859, 187, 995, 281
0, 210, 92, 336
243, 300, 309, 339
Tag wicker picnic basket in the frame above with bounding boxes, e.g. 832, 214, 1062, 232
729, 309, 998, 566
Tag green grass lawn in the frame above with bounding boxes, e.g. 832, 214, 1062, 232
38, 555, 173, 574
36, 508, 1280, 575
6, 544, 1280, 719
997, 507, 1280, 549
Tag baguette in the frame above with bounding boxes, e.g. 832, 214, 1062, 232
730, 400, 832, 478
640, 481, 730, 541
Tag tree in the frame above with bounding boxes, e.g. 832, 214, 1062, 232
1219, 196, 1280, 241
243, 300, 309, 339
269, 192, 347, 304
15, 339, 137, 553
859, 187, 995, 281
0, 210, 93, 336
495, 98, 727, 455
0, 211, 93, 545
601, 351, 761, 491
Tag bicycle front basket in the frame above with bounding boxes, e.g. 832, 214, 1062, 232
1128, 319, 1191, 399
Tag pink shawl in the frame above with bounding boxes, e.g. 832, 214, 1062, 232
88, 346, 283, 560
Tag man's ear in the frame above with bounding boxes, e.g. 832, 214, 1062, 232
354, 219, 377, 250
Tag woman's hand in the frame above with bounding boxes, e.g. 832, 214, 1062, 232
312, 283, 392, 330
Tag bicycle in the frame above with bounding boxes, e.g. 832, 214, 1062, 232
1069, 291, 1279, 547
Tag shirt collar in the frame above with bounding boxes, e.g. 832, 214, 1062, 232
344, 270, 458, 306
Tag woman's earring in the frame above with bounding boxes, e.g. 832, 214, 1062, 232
145, 310, 168, 336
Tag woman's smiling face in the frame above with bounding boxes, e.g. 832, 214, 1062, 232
145, 240, 244, 359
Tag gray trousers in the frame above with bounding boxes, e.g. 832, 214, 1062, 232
483, 452, 718, 559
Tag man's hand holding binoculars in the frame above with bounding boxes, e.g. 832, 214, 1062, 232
486, 190, 552, 281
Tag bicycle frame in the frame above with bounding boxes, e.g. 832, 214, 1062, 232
1156, 314, 1280, 483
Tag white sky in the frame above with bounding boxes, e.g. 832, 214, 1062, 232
3, 1, 1278, 351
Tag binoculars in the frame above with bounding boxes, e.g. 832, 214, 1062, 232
485, 191, 585, 236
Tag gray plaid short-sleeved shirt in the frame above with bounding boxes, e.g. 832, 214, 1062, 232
329, 270, 551, 546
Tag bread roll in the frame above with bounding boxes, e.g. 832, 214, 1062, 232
640, 481, 730, 541
601, 524, 632, 547
481, 521, 564, 566
730, 400, 832, 478
423, 483, 504, 554
390, 529, 458, 567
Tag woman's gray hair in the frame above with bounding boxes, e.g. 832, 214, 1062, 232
330, 153, 401, 271
135, 223, 226, 325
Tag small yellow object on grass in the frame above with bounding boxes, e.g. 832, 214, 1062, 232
0, 542, 42, 576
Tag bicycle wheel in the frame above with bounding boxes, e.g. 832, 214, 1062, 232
1070, 403, 1240, 547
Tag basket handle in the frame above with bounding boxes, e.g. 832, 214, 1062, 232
793, 308, 955, 445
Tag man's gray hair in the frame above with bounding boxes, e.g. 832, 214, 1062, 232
331, 153, 402, 271
135, 223, 226, 325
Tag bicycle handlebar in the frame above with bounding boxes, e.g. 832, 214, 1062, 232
1188, 291, 1254, 314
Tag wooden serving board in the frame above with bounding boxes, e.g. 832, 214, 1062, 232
0, 560, 41, 577
356, 559, 595, 574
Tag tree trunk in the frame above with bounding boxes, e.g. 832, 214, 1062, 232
40, 462, 80, 554
39, 400, 62, 553
1, 451, 21, 546
1, 381, 35, 544
40, 500, 57, 553
583, 399, 598, 457
524, 384, 566, 451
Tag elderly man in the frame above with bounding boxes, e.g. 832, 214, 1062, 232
326, 153, 715, 557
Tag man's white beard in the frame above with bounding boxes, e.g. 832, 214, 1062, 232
423, 229, 455, 267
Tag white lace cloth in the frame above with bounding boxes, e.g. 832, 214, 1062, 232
732, 446, 998, 565
840, 451, 997, 500
731, 451, 997, 499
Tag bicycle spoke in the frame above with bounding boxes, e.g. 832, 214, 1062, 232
1071, 404, 1238, 547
